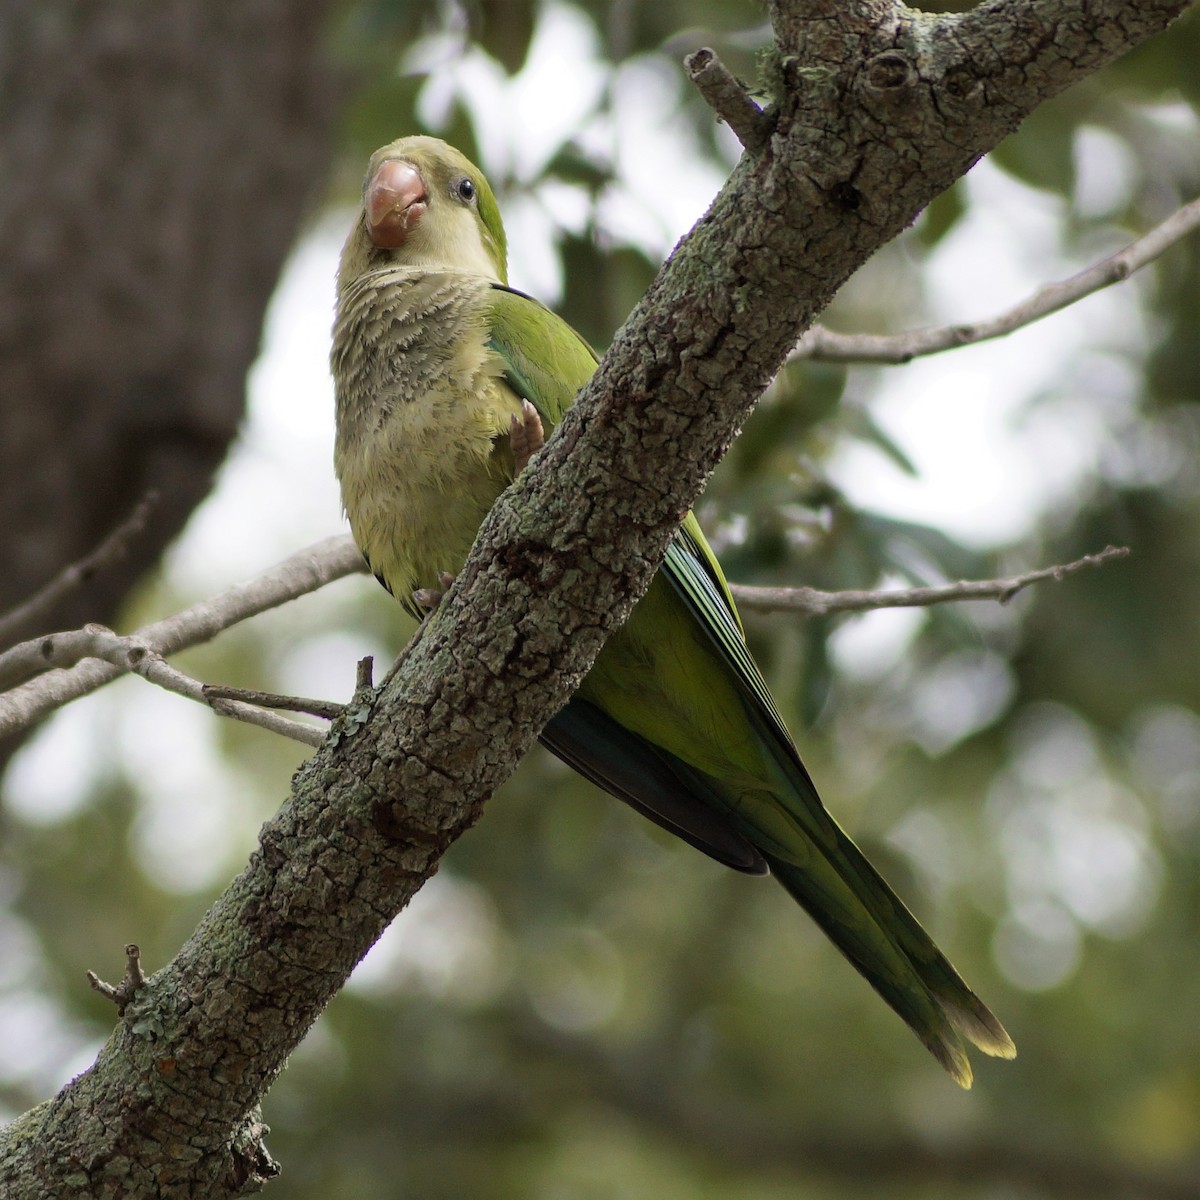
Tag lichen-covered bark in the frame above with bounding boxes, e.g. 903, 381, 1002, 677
0, 0, 1191, 1194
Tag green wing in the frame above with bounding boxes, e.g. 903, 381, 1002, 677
486, 284, 598, 429
486, 285, 758, 693
484, 283, 766, 872
659, 521, 1016, 1078
483, 283, 1014, 1081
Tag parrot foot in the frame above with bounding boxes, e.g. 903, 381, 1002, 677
510, 399, 545, 473
413, 571, 457, 612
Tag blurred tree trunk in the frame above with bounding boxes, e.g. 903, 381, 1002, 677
0, 0, 342, 749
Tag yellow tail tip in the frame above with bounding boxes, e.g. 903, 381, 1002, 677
931, 1004, 1016, 1087
940, 998, 1017, 1061
931, 1038, 974, 1089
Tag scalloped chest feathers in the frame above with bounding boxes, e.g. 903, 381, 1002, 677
331, 268, 520, 609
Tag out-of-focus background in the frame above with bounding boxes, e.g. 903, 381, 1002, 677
2, 1, 1199, 1195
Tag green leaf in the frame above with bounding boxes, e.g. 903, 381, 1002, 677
842, 405, 919, 477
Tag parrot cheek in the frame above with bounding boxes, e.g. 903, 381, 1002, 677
366, 159, 428, 248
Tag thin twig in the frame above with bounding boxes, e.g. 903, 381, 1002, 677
204, 699, 326, 748
0, 492, 161, 645
685, 47, 772, 154
202, 683, 345, 722
86, 943, 147, 1016
730, 545, 1129, 615
355, 656, 375, 691
0, 536, 1131, 746
794, 196, 1200, 363
84, 625, 328, 747
0, 535, 367, 740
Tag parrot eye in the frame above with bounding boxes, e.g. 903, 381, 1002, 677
454, 177, 477, 204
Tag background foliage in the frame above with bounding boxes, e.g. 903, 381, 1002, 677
3, 1, 1200, 1196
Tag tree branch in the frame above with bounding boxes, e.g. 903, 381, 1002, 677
794, 195, 1200, 363
3, 0, 1192, 1193
0, 622, 325, 745
0, 492, 161, 647
731, 545, 1130, 615
201, 684, 346, 723
685, 47, 773, 154
0, 534, 1129, 746
0, 535, 364, 740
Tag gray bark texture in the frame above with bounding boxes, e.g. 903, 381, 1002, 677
0, 0, 341, 750
0, 0, 1192, 1194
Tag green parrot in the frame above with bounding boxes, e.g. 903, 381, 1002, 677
331, 135, 1015, 1086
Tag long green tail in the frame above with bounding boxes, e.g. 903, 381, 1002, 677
726, 676, 1015, 1087
763, 826, 1015, 1087
551, 528, 1015, 1084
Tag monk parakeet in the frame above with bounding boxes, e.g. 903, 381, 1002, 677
331, 135, 1015, 1086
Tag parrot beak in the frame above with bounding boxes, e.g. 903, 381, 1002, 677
365, 159, 428, 248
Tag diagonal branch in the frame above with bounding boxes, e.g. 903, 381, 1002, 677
0, 535, 364, 738
0, 492, 161, 646
731, 546, 1130, 615
794, 192, 1200, 367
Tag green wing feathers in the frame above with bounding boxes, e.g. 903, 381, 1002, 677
485, 283, 598, 429
482, 279, 1014, 1085
660, 537, 1015, 1084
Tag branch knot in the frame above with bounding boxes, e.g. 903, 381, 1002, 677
86, 943, 147, 1016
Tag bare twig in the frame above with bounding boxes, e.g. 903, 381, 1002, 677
0, 492, 161, 645
87, 944, 147, 1016
685, 47, 772, 154
794, 196, 1200, 363
128, 649, 327, 748
0, 535, 367, 740
730, 545, 1129, 615
0, 536, 1132, 744
202, 683, 345, 722
80, 624, 328, 746
204, 698, 326, 747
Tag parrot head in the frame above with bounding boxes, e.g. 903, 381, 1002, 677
339, 136, 508, 286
